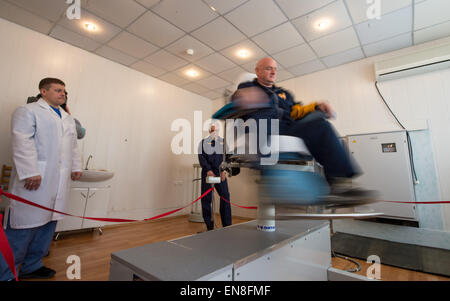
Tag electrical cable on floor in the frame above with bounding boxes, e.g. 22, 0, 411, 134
331, 249, 361, 273
330, 229, 361, 273
374, 81, 419, 184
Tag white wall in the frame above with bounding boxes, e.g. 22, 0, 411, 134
213, 37, 450, 228
0, 18, 213, 221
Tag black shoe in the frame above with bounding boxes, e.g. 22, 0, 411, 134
19, 266, 56, 279
330, 186, 378, 199
329, 179, 378, 199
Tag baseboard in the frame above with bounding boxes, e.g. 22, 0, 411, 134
333, 220, 450, 250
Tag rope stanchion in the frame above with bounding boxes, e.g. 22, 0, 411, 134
1, 184, 448, 281
0, 187, 213, 224
0, 187, 213, 280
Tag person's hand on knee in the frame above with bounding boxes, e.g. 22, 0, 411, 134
315, 102, 336, 119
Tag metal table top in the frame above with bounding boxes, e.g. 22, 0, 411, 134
111, 219, 329, 281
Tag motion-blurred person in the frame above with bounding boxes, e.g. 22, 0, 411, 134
232, 57, 374, 198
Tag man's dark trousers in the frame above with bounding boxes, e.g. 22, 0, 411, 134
282, 111, 358, 180
201, 179, 232, 231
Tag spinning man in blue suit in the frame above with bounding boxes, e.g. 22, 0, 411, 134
198, 123, 232, 231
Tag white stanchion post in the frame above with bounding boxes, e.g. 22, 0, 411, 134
206, 177, 221, 230
257, 203, 276, 232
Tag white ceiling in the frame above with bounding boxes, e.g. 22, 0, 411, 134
1, 0, 450, 100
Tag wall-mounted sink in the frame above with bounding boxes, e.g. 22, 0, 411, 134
77, 169, 114, 182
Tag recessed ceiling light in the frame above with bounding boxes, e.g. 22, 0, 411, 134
316, 19, 331, 30
237, 49, 251, 59
186, 69, 199, 78
84, 22, 98, 32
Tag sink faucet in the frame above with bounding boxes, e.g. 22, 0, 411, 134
85, 155, 93, 170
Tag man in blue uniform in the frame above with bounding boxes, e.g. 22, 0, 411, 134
198, 124, 232, 231
232, 57, 373, 198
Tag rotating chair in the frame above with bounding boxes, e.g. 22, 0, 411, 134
213, 97, 382, 232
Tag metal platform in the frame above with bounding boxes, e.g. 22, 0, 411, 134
110, 220, 332, 281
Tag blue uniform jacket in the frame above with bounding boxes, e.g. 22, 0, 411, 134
235, 79, 298, 130
198, 136, 225, 178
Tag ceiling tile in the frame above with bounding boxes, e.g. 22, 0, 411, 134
225, 0, 287, 37
176, 64, 211, 81
151, 0, 218, 32
194, 53, 237, 74
275, 0, 335, 20
217, 65, 248, 83
223, 84, 238, 93
355, 6, 412, 45
414, 0, 450, 30
95, 45, 139, 66
158, 72, 190, 86
203, 0, 248, 15
196, 75, 230, 90
191, 17, 247, 51
82, 0, 146, 28
128, 10, 185, 47
8, 0, 67, 22
414, 20, 450, 45
345, 0, 412, 24
57, 8, 122, 44
144, 49, 189, 71
50, 25, 101, 52
5, 0, 446, 88
287, 59, 326, 77
135, 0, 161, 9
200, 90, 222, 100
220, 40, 267, 65
321, 47, 364, 67
272, 44, 317, 68
131, 60, 167, 77
182, 82, 210, 94
252, 22, 305, 55
310, 26, 360, 57
240, 59, 259, 73
165, 35, 214, 62
276, 69, 295, 82
291, 0, 353, 42
363, 32, 412, 56
0, 0, 53, 34
108, 31, 159, 59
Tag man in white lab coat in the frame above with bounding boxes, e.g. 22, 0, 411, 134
0, 78, 82, 280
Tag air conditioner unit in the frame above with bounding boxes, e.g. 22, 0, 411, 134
375, 42, 450, 82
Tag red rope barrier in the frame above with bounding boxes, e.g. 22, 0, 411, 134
0, 187, 213, 280
218, 194, 258, 210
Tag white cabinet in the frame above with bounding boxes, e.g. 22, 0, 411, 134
348, 131, 417, 221
55, 185, 111, 233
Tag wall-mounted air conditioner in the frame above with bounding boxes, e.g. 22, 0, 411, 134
375, 42, 450, 82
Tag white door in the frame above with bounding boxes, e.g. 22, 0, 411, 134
55, 188, 88, 232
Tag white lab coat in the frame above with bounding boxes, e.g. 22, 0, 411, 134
5, 99, 82, 229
